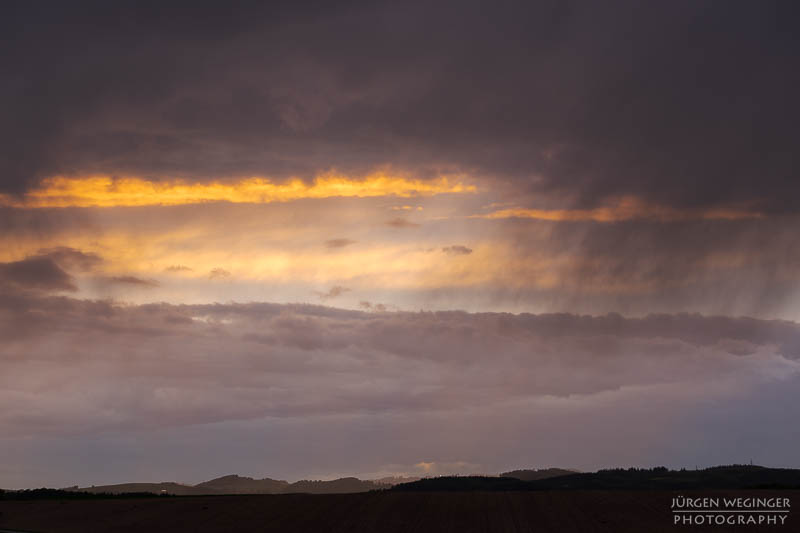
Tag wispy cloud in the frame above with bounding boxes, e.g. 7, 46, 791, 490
209, 268, 231, 279
386, 218, 420, 228
109, 276, 159, 287
478, 197, 763, 223
325, 238, 357, 249
442, 245, 472, 256
165, 265, 193, 273
316, 285, 351, 300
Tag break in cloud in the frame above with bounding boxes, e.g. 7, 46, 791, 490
0, 1, 797, 319
0, 291, 799, 486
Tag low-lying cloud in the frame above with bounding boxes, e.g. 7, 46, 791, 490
1, 294, 798, 446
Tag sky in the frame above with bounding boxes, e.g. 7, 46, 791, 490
1, 0, 800, 488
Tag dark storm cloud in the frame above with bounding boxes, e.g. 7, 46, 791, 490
3, 1, 797, 211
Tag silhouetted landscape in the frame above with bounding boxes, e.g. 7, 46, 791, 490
4, 465, 799, 499
1, 466, 798, 532
60, 474, 393, 496
393, 465, 800, 492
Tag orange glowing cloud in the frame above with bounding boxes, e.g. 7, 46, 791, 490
0, 172, 475, 208
478, 196, 763, 222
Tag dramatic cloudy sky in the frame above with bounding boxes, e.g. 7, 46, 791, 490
2, 1, 799, 488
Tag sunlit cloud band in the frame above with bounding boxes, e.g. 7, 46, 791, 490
0, 172, 475, 208
479, 196, 763, 223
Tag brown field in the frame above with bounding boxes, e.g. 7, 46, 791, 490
1, 490, 797, 533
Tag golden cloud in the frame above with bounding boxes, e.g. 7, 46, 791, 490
478, 196, 763, 222
0, 172, 475, 208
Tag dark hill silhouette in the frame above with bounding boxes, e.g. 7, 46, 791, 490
22, 465, 798, 498
195, 475, 290, 494
392, 465, 800, 492
500, 468, 576, 481
372, 476, 420, 485
286, 477, 387, 494
391, 476, 530, 492
535, 465, 800, 490
77, 482, 209, 496
0, 488, 169, 500
73, 475, 387, 496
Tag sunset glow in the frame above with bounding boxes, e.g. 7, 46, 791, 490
480, 197, 764, 222
2, 0, 799, 501
1, 173, 475, 208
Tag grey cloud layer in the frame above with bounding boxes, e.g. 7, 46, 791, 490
1, 292, 798, 437
2, 1, 798, 212
2, 291, 799, 485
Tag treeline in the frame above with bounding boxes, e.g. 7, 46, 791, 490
0, 488, 171, 500
391, 476, 530, 492
391, 465, 800, 492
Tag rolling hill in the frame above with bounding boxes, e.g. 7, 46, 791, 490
392, 465, 800, 492
71, 475, 388, 495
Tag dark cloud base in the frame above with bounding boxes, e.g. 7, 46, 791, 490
2, 1, 797, 212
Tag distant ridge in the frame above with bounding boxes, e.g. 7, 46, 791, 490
73, 475, 387, 496
392, 465, 800, 492
372, 476, 421, 485
195, 475, 290, 494
285, 477, 387, 494
19, 465, 800, 497
71, 482, 208, 496
500, 468, 576, 481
